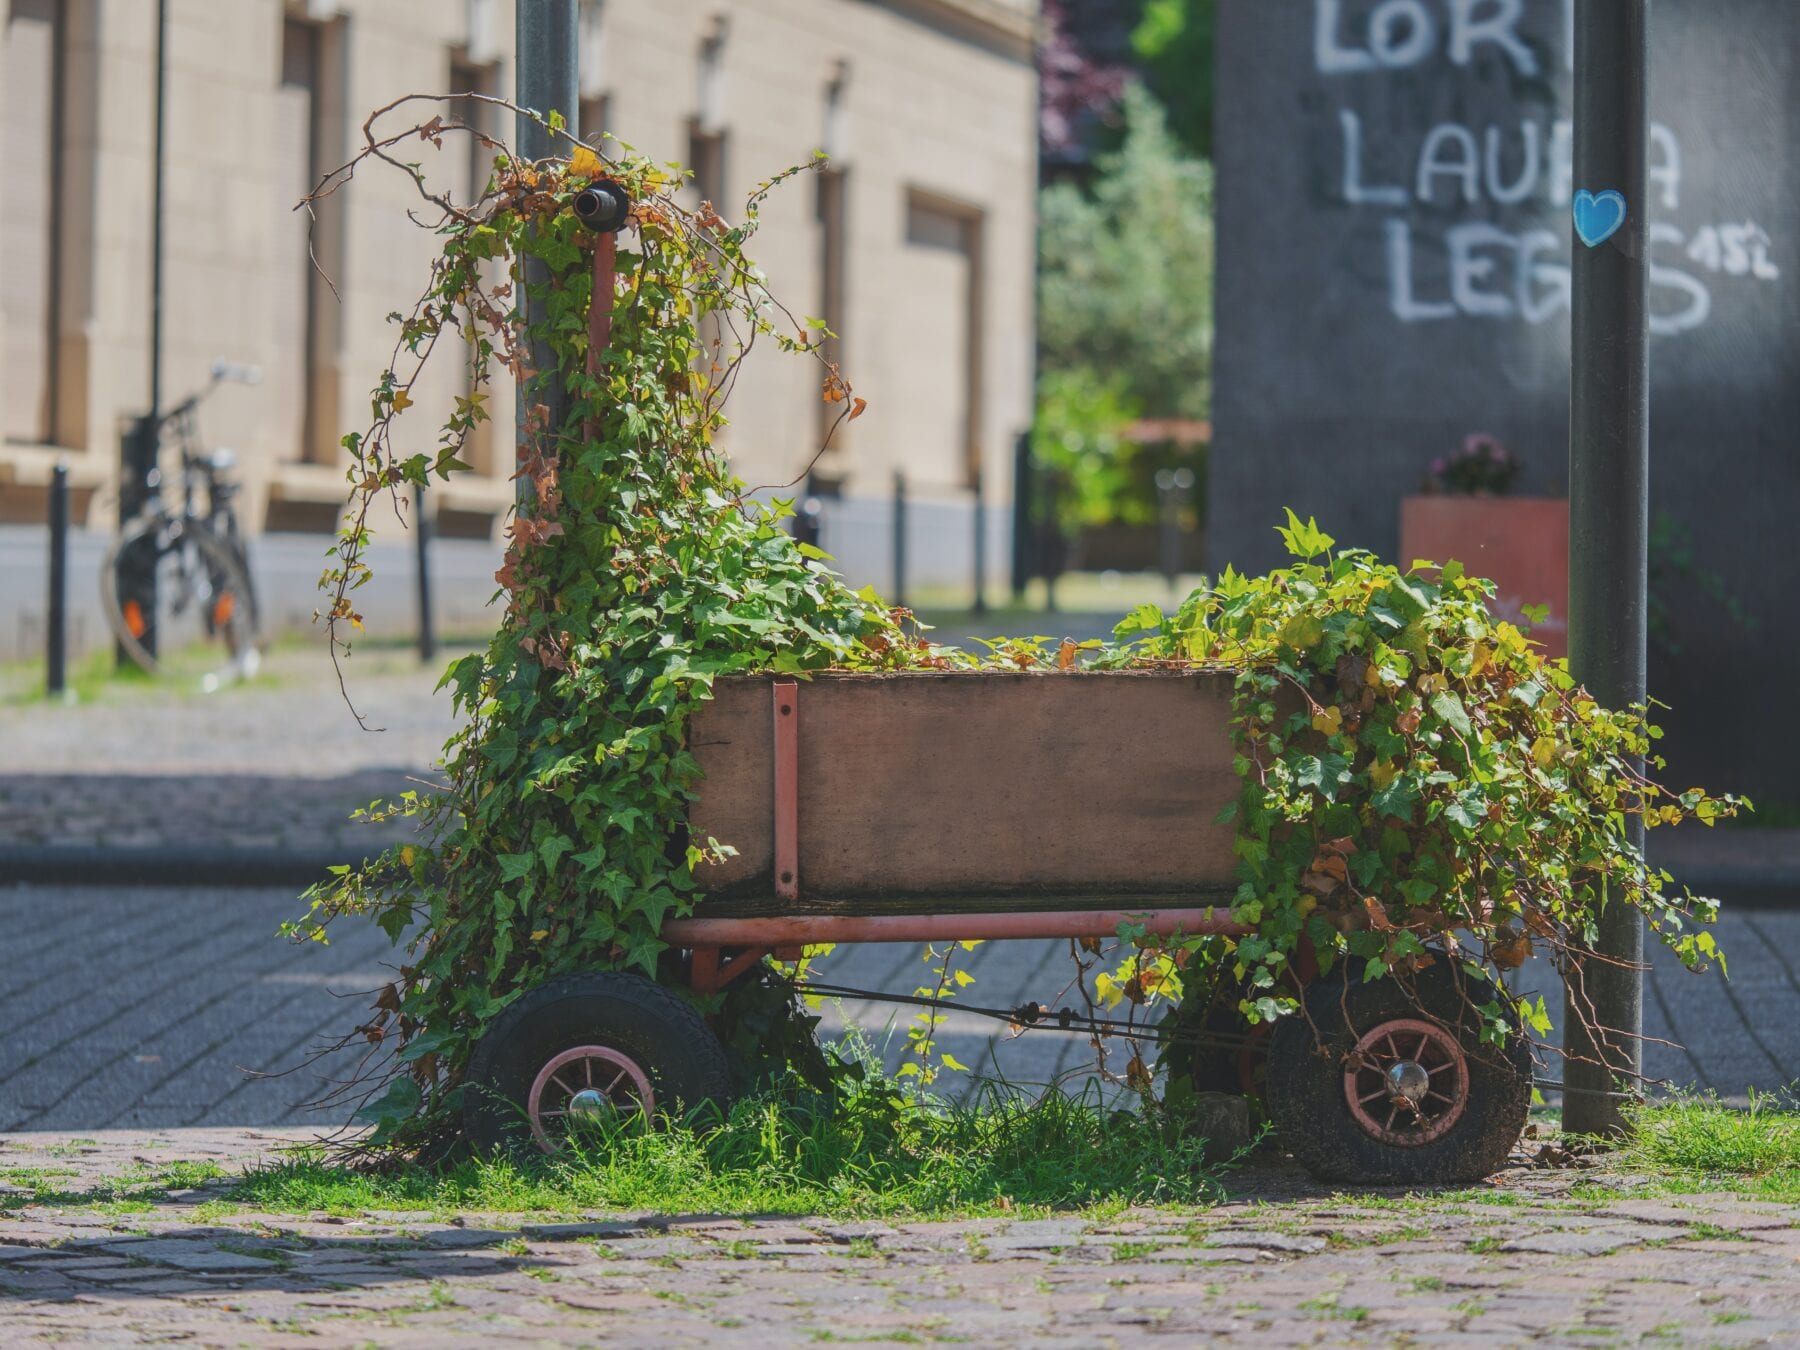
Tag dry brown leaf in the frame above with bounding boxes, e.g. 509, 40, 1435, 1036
1363, 895, 1397, 931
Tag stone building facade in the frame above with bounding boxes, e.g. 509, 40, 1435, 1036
0, 0, 1037, 653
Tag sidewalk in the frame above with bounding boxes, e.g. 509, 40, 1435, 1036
2, 1129, 1797, 1348
1, 646, 451, 882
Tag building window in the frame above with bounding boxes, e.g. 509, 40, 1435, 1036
687, 22, 730, 378
578, 0, 609, 150
273, 17, 320, 463
450, 57, 502, 477
269, 12, 348, 473
901, 193, 986, 490
579, 93, 610, 152
689, 17, 729, 206
2, 0, 65, 446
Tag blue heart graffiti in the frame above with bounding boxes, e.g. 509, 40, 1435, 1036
1573, 190, 1628, 248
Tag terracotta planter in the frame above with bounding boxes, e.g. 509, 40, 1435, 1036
1399, 496, 1569, 659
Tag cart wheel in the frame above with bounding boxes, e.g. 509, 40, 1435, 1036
1265, 962, 1530, 1185
463, 971, 732, 1156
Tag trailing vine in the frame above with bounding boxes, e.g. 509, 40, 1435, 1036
1097, 511, 1743, 1083
289, 99, 1741, 1152
290, 99, 926, 1147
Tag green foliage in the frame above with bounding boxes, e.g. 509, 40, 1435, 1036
1037, 84, 1215, 425
1029, 368, 1142, 532
1131, 0, 1217, 161
1106, 511, 1743, 1044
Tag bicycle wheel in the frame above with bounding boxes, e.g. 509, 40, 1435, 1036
100, 515, 262, 686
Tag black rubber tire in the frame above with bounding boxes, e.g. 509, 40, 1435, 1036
99, 515, 261, 680
1266, 962, 1531, 1186
463, 971, 732, 1156
1181, 979, 1269, 1098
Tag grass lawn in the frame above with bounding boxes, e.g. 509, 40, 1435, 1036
5, 1088, 1796, 1225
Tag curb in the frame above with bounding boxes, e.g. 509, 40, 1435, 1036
0, 846, 378, 888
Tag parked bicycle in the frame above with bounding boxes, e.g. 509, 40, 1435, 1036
100, 361, 264, 684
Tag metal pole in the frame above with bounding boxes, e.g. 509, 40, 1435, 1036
414, 482, 436, 663
971, 465, 987, 614
892, 470, 908, 610
1563, 1, 1649, 1139
118, 0, 168, 669
47, 462, 69, 698
515, 0, 580, 504
148, 0, 166, 428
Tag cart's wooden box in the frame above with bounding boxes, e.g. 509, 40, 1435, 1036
686, 670, 1243, 916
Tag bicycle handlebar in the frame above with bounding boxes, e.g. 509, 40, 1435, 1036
158, 360, 263, 428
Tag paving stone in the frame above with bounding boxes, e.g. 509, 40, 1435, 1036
1495, 1228, 1650, 1257
1202, 1229, 1329, 1254
91, 1240, 285, 1274
519, 1220, 646, 1241
420, 1226, 526, 1248
584, 1236, 703, 1260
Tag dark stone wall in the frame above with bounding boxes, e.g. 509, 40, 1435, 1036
1208, 0, 1799, 801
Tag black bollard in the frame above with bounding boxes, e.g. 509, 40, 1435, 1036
1010, 430, 1032, 603
414, 481, 436, 663
892, 470, 908, 611
47, 462, 69, 697
971, 465, 987, 615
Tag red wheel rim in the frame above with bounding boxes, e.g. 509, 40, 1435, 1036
1342, 1017, 1469, 1147
526, 1046, 655, 1154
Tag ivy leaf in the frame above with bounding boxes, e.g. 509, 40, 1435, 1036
1295, 752, 1352, 800
1371, 773, 1420, 822
353, 1077, 421, 1129
1430, 690, 1472, 739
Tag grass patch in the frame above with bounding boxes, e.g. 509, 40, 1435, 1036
0, 1160, 227, 1213
1625, 1091, 1800, 1173
1616, 1091, 1800, 1202
225, 1073, 1237, 1221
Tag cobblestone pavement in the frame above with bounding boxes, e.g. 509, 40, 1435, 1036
2, 1130, 1798, 1348
2, 883, 1797, 1134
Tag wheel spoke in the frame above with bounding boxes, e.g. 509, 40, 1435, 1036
1385, 1103, 1399, 1132
550, 1074, 576, 1098
1426, 1089, 1453, 1105
603, 1068, 629, 1097
1416, 1033, 1431, 1061
540, 1109, 566, 1118
1359, 1087, 1388, 1105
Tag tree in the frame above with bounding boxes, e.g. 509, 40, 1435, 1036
1132, 0, 1216, 162
1037, 83, 1214, 424
1038, 0, 1142, 174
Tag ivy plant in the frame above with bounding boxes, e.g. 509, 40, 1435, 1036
1097, 509, 1743, 1060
